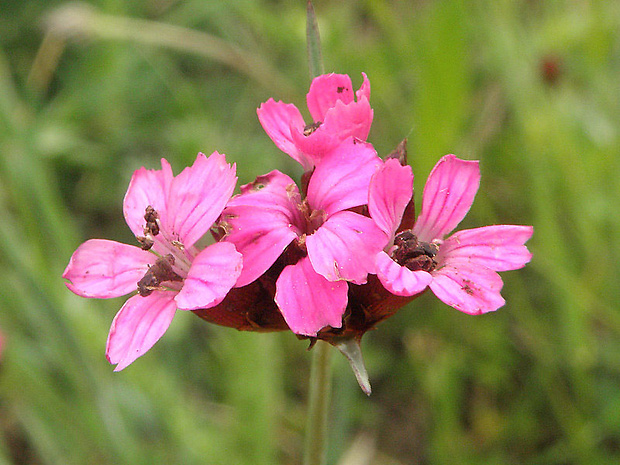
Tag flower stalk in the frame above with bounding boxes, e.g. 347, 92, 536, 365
303, 340, 333, 465
303, 4, 331, 465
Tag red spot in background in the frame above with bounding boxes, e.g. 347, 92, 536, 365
540, 54, 562, 85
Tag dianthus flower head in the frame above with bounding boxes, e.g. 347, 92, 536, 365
369, 154, 533, 314
219, 137, 385, 336
257, 73, 372, 170
63, 152, 242, 370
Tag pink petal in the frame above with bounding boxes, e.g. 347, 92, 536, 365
368, 159, 414, 237
306, 73, 354, 121
429, 260, 506, 315
106, 291, 177, 371
376, 251, 432, 296
175, 242, 242, 310
227, 170, 303, 217
274, 256, 348, 336
222, 205, 299, 287
289, 98, 374, 164
257, 99, 311, 169
306, 211, 387, 285
307, 138, 382, 216
355, 72, 371, 103
320, 96, 373, 142
288, 120, 339, 165
63, 239, 156, 298
413, 155, 480, 242
222, 171, 304, 287
439, 225, 534, 271
123, 159, 173, 238
166, 152, 236, 249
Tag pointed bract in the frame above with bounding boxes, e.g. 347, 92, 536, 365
334, 338, 372, 396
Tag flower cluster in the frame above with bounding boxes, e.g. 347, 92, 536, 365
64, 73, 533, 371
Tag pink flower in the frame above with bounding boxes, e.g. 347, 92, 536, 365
220, 138, 386, 336
63, 152, 242, 370
257, 73, 373, 170
368, 155, 533, 314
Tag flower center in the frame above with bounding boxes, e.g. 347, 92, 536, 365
299, 198, 326, 235
135, 206, 194, 291
391, 230, 439, 272
137, 254, 183, 296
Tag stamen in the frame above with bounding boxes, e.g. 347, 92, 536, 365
144, 205, 160, 236
136, 236, 154, 251
138, 206, 194, 274
391, 230, 439, 273
138, 254, 183, 297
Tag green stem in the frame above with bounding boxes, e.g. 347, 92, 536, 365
303, 4, 330, 464
303, 341, 333, 465
306, 0, 324, 79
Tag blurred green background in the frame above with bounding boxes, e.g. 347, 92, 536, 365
1, 0, 619, 463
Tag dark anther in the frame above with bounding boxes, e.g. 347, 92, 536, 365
303, 121, 322, 136
391, 230, 439, 273
136, 235, 154, 251
137, 254, 183, 297
336, 86, 347, 93
404, 255, 436, 272
420, 241, 439, 257
144, 206, 160, 236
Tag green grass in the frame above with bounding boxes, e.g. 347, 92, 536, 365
0, 0, 619, 463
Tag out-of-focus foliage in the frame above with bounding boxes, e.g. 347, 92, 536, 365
0, 0, 618, 464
